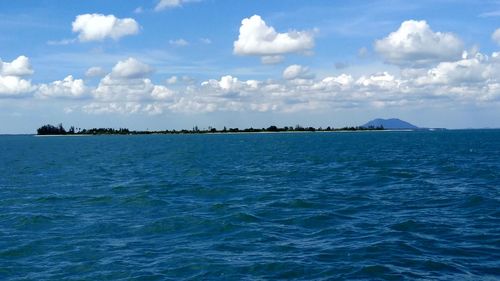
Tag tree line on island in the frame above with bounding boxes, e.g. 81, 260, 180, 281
36, 123, 384, 135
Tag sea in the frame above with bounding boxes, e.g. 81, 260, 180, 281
0, 130, 499, 280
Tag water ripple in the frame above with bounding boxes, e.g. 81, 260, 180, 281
0, 131, 499, 280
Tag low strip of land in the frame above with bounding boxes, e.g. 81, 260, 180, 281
36, 124, 384, 136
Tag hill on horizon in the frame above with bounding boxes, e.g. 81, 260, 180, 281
362, 118, 418, 129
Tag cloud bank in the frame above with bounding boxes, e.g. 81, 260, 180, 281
2, 19, 499, 118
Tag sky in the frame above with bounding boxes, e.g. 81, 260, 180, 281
1, 0, 500, 133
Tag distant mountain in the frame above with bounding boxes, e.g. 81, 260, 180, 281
362, 118, 418, 130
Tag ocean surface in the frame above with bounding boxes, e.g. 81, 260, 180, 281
0, 130, 499, 280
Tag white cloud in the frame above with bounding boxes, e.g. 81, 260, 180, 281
37, 75, 87, 99
493, 52, 500, 63
72, 14, 139, 42
375, 20, 463, 67
414, 52, 493, 85
233, 15, 315, 59
0, 56, 35, 97
312, 74, 354, 91
152, 85, 175, 100
218, 75, 241, 91
0, 76, 34, 96
110, 58, 152, 79
155, 0, 181, 10
356, 72, 400, 90
94, 76, 155, 101
85, 66, 106, 78
93, 58, 174, 103
201, 75, 241, 92
169, 38, 189, 47
283, 64, 313, 80
0, 56, 34, 76
201, 75, 260, 93
492, 28, 500, 45
155, 0, 200, 11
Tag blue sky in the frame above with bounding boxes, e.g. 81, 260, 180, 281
1, 0, 500, 133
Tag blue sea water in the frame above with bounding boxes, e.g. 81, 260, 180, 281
0, 130, 499, 280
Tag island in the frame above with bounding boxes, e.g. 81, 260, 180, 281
36, 123, 385, 136
361, 118, 419, 130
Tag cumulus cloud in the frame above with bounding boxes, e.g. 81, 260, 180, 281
0, 76, 34, 97
356, 72, 400, 91
93, 58, 174, 103
201, 75, 260, 93
110, 58, 152, 79
375, 20, 463, 67
233, 15, 315, 60
0, 56, 34, 76
37, 75, 87, 99
0, 56, 35, 97
151, 85, 175, 100
72, 14, 139, 42
283, 64, 313, 80
414, 52, 493, 85
94, 75, 155, 102
312, 74, 354, 91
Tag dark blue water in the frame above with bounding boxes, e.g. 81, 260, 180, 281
0, 131, 499, 280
